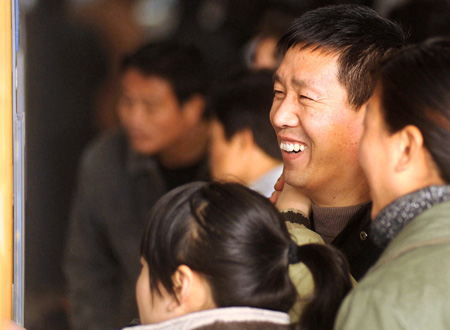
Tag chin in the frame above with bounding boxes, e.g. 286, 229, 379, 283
132, 143, 157, 156
283, 170, 307, 189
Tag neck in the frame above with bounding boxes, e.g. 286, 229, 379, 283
157, 122, 209, 169
308, 172, 371, 207
312, 202, 369, 243
243, 150, 282, 185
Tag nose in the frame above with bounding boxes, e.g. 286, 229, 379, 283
129, 106, 146, 126
119, 101, 146, 129
270, 94, 300, 129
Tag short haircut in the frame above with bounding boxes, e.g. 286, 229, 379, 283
121, 41, 210, 107
208, 69, 281, 160
278, 4, 405, 109
375, 38, 450, 183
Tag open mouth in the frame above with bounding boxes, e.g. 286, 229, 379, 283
280, 142, 306, 154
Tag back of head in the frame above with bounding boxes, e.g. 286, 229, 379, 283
121, 40, 210, 108
375, 38, 450, 183
141, 181, 295, 312
278, 4, 405, 109
141, 181, 353, 329
208, 69, 281, 160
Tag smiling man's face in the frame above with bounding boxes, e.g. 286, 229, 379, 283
270, 46, 366, 203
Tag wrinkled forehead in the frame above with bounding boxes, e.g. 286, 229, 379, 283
277, 45, 340, 78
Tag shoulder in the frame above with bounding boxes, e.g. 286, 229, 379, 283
379, 201, 450, 263
79, 129, 129, 176
286, 223, 323, 323
286, 222, 324, 245
122, 308, 290, 330
82, 129, 127, 165
336, 226, 450, 329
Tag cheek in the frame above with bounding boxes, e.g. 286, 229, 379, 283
136, 270, 151, 323
117, 106, 131, 125
209, 145, 224, 177
358, 131, 383, 190
151, 115, 187, 142
149, 105, 184, 131
322, 114, 363, 155
358, 136, 371, 175
211, 147, 234, 178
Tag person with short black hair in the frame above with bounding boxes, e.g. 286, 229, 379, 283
208, 69, 283, 197
270, 4, 406, 281
64, 41, 211, 330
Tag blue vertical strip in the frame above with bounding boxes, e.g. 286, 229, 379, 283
15, 0, 19, 53
12, 0, 25, 326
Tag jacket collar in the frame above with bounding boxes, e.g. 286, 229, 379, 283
126, 147, 160, 177
122, 307, 290, 330
371, 185, 450, 248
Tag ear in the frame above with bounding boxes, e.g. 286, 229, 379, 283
168, 265, 194, 312
181, 94, 206, 126
394, 125, 424, 172
169, 265, 216, 314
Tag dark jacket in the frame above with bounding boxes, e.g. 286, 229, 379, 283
328, 202, 382, 281
286, 202, 382, 281
64, 130, 209, 330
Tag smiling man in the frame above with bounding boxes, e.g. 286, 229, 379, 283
64, 41, 211, 330
270, 4, 405, 280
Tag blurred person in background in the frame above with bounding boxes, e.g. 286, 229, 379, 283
64, 41, 211, 330
208, 69, 283, 197
244, 8, 296, 70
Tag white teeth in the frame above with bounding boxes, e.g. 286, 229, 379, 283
280, 142, 306, 153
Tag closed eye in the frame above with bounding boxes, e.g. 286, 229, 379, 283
299, 95, 313, 101
273, 90, 285, 98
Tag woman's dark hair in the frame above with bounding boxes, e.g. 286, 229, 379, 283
294, 244, 353, 330
278, 4, 405, 110
374, 38, 450, 183
141, 181, 352, 330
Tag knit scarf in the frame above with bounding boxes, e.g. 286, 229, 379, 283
371, 185, 450, 248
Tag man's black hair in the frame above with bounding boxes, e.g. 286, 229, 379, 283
208, 69, 281, 160
278, 4, 405, 109
121, 40, 210, 109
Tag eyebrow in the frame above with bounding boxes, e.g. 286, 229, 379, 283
292, 78, 308, 88
273, 74, 308, 88
273, 73, 322, 98
273, 73, 282, 83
